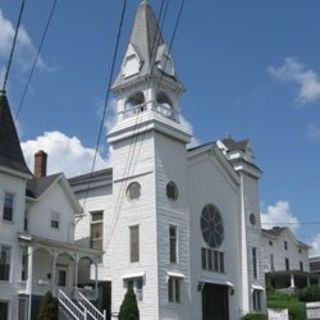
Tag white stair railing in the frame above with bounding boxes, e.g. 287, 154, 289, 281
75, 288, 106, 320
58, 288, 87, 320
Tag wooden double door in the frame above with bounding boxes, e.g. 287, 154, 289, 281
202, 283, 229, 320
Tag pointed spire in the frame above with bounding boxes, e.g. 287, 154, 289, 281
112, 1, 182, 90
0, 91, 31, 176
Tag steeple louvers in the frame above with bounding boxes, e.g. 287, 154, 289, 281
0, 91, 31, 176
112, 1, 183, 91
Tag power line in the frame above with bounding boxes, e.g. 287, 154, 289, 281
2, 0, 26, 92
15, 0, 58, 120
81, 0, 128, 212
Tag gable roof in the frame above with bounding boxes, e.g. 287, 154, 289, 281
68, 168, 113, 187
112, 1, 182, 90
0, 92, 31, 176
26, 173, 61, 198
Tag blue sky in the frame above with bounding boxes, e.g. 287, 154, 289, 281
1, 0, 320, 251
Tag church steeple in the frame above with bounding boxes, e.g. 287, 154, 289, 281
112, 0, 183, 91
0, 91, 31, 176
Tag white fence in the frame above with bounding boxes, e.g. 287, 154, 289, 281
268, 308, 289, 320
306, 302, 320, 320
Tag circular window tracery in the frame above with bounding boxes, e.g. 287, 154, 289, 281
126, 182, 141, 200
166, 181, 179, 200
200, 204, 224, 248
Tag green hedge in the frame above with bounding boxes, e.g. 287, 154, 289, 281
241, 313, 267, 320
299, 285, 320, 302
267, 291, 306, 320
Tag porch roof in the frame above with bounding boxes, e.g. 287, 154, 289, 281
18, 232, 103, 260
266, 270, 320, 279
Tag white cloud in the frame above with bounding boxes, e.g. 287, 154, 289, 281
307, 124, 320, 141
310, 234, 320, 257
268, 57, 320, 104
180, 115, 202, 148
261, 200, 300, 233
21, 131, 108, 178
0, 7, 46, 88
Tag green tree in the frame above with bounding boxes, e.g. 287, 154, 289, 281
37, 291, 58, 320
118, 287, 139, 320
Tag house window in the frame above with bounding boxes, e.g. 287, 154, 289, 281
300, 261, 304, 272
166, 182, 179, 200
284, 241, 288, 250
201, 248, 224, 273
169, 225, 178, 263
24, 211, 28, 232
299, 248, 302, 254
270, 254, 275, 271
50, 212, 60, 229
130, 225, 139, 263
252, 247, 258, 279
168, 277, 181, 303
285, 258, 290, 271
90, 211, 103, 250
21, 252, 28, 281
0, 301, 9, 320
126, 277, 143, 301
3, 193, 14, 222
253, 290, 262, 311
269, 241, 273, 246
57, 269, 67, 287
0, 246, 11, 281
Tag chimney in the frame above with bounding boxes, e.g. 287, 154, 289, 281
34, 150, 47, 178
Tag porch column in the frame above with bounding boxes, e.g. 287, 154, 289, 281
95, 261, 98, 299
51, 250, 57, 295
290, 273, 295, 288
27, 245, 33, 320
74, 254, 79, 288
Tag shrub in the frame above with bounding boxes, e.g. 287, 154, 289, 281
241, 313, 267, 320
118, 287, 139, 320
37, 291, 58, 320
267, 291, 306, 320
299, 285, 320, 302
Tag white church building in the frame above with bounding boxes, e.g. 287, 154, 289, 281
71, 1, 267, 319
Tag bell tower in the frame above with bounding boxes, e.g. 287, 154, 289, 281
106, 2, 192, 319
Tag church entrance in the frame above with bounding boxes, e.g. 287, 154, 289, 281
202, 283, 229, 320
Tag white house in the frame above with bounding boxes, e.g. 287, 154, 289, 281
0, 91, 101, 320
71, 1, 267, 319
262, 227, 319, 290
310, 256, 320, 274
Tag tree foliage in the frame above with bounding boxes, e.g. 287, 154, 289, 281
37, 291, 58, 320
118, 287, 140, 320
299, 285, 320, 302
241, 313, 267, 320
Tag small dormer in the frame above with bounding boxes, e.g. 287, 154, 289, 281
122, 44, 143, 79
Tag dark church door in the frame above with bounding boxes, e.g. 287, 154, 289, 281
202, 283, 229, 320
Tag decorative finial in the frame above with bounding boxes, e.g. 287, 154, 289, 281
225, 131, 232, 139
140, 0, 148, 5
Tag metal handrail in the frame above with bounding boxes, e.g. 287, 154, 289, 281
58, 288, 87, 320
75, 288, 106, 320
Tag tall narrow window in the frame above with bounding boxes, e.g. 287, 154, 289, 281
169, 225, 177, 263
168, 277, 181, 303
201, 248, 207, 270
0, 301, 9, 320
0, 246, 11, 281
21, 252, 28, 281
253, 290, 262, 311
300, 261, 304, 272
90, 211, 103, 250
130, 225, 139, 263
284, 241, 288, 250
285, 258, 290, 271
252, 247, 258, 279
3, 193, 14, 222
270, 254, 275, 271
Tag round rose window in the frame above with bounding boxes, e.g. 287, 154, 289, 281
200, 204, 224, 248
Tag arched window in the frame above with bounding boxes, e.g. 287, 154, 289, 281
156, 92, 174, 118
125, 92, 145, 110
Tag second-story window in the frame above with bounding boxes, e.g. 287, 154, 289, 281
0, 245, 11, 281
130, 225, 139, 263
90, 211, 103, 250
300, 261, 304, 271
270, 254, 275, 271
201, 247, 225, 273
3, 193, 14, 222
284, 241, 288, 250
252, 247, 258, 279
285, 258, 290, 271
50, 212, 60, 229
169, 225, 178, 263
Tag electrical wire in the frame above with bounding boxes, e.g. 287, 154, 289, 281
81, 0, 128, 212
2, 0, 26, 92
15, 0, 58, 120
